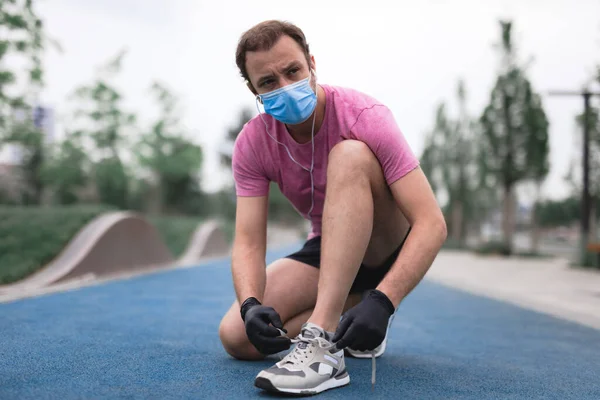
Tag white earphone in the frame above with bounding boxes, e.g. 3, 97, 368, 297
255, 70, 318, 219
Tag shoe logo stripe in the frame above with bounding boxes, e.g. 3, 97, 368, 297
323, 354, 339, 365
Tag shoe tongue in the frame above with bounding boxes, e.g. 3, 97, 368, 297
284, 323, 328, 364
301, 323, 328, 340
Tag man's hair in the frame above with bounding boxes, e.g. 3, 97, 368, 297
235, 20, 311, 84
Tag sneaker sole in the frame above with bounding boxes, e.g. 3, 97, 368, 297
255, 374, 350, 395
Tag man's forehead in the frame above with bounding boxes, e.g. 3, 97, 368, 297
246, 36, 307, 75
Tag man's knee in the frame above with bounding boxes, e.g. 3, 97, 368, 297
218, 310, 264, 361
328, 140, 380, 182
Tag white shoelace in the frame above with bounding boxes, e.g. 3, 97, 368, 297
279, 330, 335, 366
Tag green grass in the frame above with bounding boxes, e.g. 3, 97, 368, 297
474, 241, 511, 256
148, 215, 205, 258
222, 219, 235, 244
441, 238, 471, 250
0, 205, 114, 285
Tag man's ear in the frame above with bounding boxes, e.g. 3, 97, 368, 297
246, 80, 258, 97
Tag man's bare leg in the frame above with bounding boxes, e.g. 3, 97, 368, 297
308, 140, 409, 332
282, 292, 361, 337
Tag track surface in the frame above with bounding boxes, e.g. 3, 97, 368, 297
2, 245, 599, 399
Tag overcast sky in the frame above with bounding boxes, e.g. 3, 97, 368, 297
32, 0, 600, 199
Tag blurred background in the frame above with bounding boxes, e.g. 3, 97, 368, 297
1, 0, 599, 286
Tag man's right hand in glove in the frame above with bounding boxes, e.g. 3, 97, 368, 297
240, 297, 291, 355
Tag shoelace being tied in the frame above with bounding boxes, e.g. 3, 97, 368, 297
277, 328, 378, 391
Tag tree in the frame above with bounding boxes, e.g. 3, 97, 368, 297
566, 100, 600, 242
135, 82, 203, 215
479, 20, 550, 255
214, 107, 254, 220
420, 80, 486, 247
0, 0, 56, 204
69, 50, 136, 209
525, 80, 550, 253
0, 0, 31, 129
220, 107, 253, 176
41, 130, 89, 204
4, 117, 44, 204
536, 196, 580, 228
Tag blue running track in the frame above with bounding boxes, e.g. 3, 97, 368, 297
1, 245, 600, 399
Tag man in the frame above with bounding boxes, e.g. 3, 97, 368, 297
218, 20, 447, 395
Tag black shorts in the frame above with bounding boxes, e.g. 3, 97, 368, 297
285, 229, 411, 294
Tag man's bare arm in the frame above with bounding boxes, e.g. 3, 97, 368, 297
231, 195, 269, 304
376, 167, 447, 308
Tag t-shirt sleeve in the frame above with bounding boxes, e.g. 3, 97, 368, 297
231, 131, 270, 197
350, 104, 420, 185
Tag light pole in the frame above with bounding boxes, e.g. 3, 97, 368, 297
547, 89, 600, 265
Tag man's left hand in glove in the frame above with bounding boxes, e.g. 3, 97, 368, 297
331, 289, 396, 351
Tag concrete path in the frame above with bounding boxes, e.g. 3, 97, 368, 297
425, 250, 600, 330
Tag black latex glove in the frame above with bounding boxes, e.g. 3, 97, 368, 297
332, 289, 395, 351
241, 297, 291, 355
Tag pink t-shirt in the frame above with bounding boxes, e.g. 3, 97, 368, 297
232, 84, 419, 239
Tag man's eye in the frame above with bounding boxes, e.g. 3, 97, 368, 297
288, 68, 299, 75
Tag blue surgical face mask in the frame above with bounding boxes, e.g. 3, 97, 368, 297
257, 74, 317, 125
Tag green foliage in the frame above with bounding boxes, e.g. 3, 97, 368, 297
42, 131, 89, 205
441, 238, 470, 250
71, 51, 136, 154
535, 196, 581, 228
126, 180, 152, 212
2, 119, 45, 205
420, 80, 489, 245
569, 104, 600, 197
221, 218, 235, 243
68, 51, 136, 209
148, 215, 204, 258
513, 251, 554, 259
474, 241, 511, 256
480, 70, 549, 188
0, 1, 29, 126
135, 82, 204, 215
203, 190, 236, 221
0, 0, 47, 99
221, 107, 254, 171
479, 20, 550, 253
94, 157, 129, 209
268, 182, 304, 225
0, 0, 54, 204
0, 205, 114, 284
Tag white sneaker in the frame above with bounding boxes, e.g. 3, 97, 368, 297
345, 313, 395, 359
254, 323, 350, 395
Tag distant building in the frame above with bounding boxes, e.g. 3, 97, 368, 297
0, 104, 55, 166
33, 105, 55, 144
